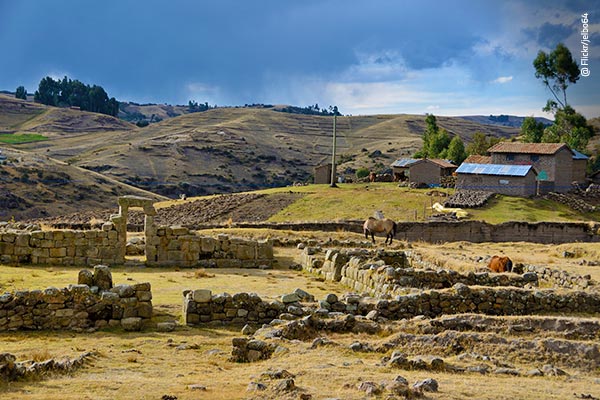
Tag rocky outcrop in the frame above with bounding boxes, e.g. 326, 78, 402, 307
0, 351, 97, 383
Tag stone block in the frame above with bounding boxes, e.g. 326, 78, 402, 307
101, 292, 120, 304
111, 284, 134, 298
55, 309, 74, 317
185, 313, 200, 324
193, 289, 212, 303
281, 293, 300, 304
0, 242, 14, 255
49, 247, 67, 258
137, 302, 153, 318
121, 317, 142, 331
136, 291, 152, 302
14, 246, 31, 256
93, 265, 113, 290
15, 234, 30, 247
201, 237, 215, 253
122, 307, 138, 318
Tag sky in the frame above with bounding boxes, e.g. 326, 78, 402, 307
1, 0, 599, 118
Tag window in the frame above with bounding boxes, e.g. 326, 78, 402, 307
499, 179, 509, 185
530, 155, 539, 162
506, 154, 515, 161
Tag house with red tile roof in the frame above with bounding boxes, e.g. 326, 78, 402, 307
487, 142, 587, 193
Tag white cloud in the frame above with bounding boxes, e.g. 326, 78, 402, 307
185, 82, 221, 104
492, 76, 513, 84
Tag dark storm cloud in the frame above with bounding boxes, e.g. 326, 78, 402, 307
523, 22, 573, 49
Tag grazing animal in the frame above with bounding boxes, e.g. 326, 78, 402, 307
488, 255, 513, 273
363, 217, 397, 245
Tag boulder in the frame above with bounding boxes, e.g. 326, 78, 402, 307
93, 265, 113, 291
121, 317, 142, 331
78, 270, 94, 286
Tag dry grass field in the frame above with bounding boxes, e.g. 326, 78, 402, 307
1, 231, 600, 399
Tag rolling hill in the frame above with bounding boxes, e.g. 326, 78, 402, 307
5, 95, 521, 198
0, 146, 167, 221
459, 115, 553, 128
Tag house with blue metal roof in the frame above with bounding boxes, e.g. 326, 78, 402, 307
455, 162, 538, 196
488, 142, 586, 193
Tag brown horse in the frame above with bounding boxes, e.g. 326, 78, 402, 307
363, 217, 397, 245
488, 255, 513, 272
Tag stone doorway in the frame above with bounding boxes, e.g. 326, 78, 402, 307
116, 196, 158, 264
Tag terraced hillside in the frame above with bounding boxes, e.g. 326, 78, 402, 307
6, 96, 521, 198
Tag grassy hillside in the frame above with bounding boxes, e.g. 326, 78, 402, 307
0, 147, 166, 221
267, 184, 600, 223
150, 183, 599, 224
8, 102, 520, 198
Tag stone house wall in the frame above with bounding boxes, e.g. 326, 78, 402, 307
183, 289, 285, 326
410, 160, 442, 186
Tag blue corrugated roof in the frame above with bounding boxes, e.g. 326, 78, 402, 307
456, 163, 534, 177
391, 158, 419, 167
572, 149, 589, 160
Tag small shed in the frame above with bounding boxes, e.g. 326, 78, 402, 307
314, 163, 332, 184
390, 158, 419, 181
456, 163, 538, 196
391, 158, 456, 185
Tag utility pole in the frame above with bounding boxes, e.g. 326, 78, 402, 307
330, 108, 338, 187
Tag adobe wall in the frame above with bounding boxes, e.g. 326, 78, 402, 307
0, 266, 152, 332
172, 220, 599, 244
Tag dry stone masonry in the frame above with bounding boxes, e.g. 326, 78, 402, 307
0, 351, 97, 383
0, 196, 274, 268
0, 222, 124, 266
149, 229, 273, 268
183, 289, 285, 326
183, 286, 600, 327
0, 266, 152, 332
300, 248, 538, 297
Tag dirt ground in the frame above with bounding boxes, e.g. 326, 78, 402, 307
34, 192, 306, 227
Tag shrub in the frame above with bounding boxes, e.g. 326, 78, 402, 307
356, 167, 370, 179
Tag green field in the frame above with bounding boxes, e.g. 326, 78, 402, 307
0, 133, 47, 144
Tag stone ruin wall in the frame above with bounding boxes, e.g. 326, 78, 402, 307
183, 286, 600, 327
182, 248, 600, 327
0, 222, 124, 266
299, 248, 541, 297
0, 196, 274, 268
147, 228, 273, 268
0, 265, 152, 332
